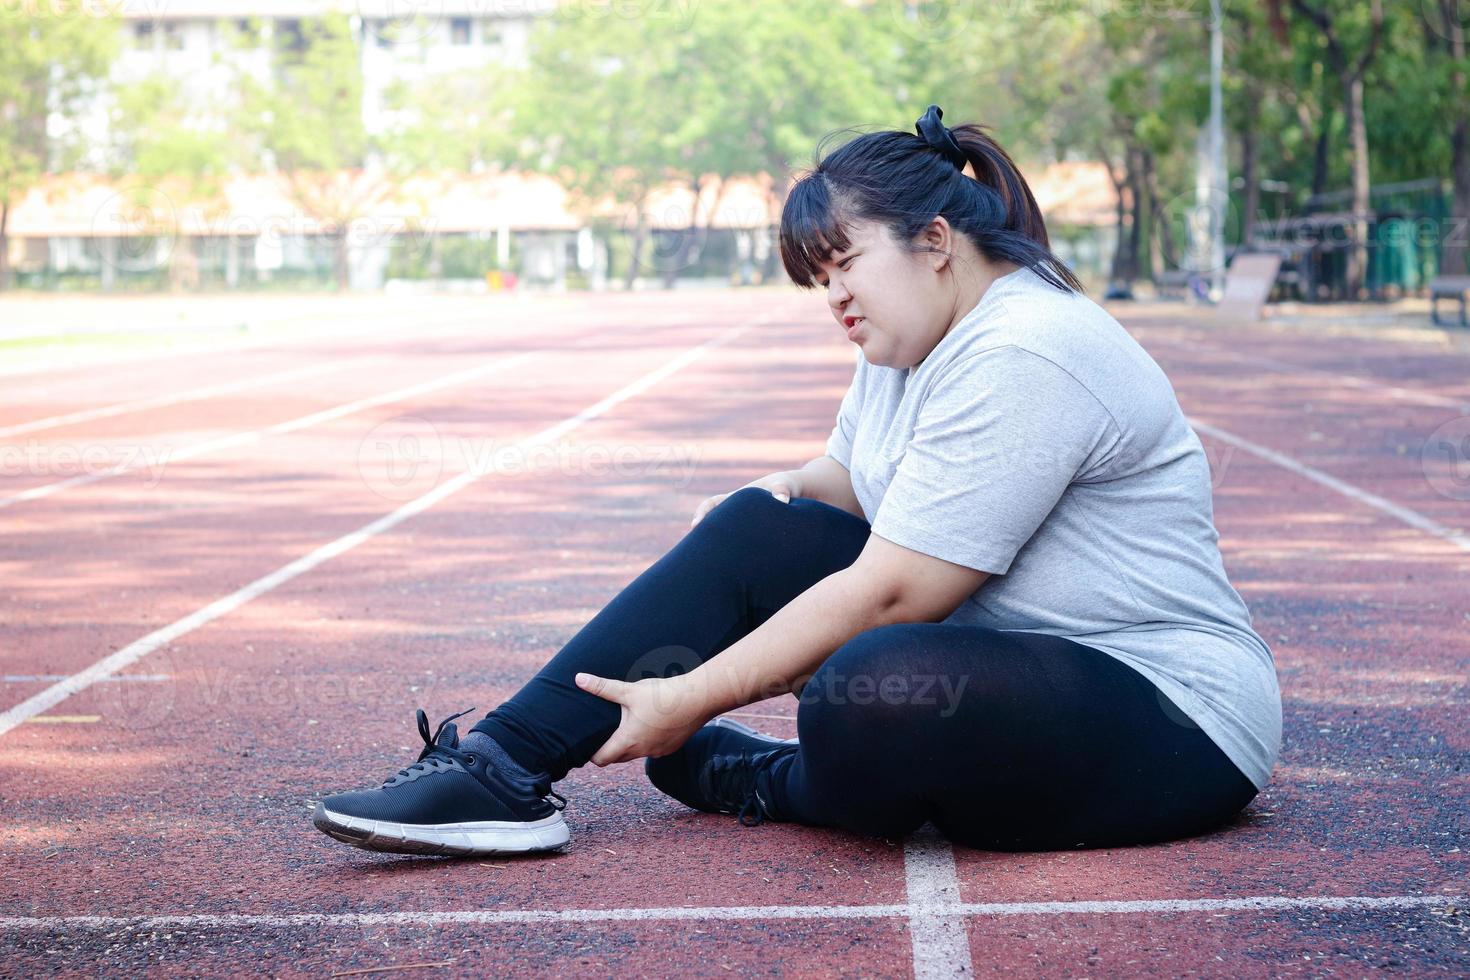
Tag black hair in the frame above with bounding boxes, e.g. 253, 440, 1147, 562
779, 118, 1083, 294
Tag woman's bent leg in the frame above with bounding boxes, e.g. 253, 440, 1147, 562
471, 488, 871, 782
769, 623, 1260, 849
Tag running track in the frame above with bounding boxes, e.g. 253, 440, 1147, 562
0, 288, 1465, 975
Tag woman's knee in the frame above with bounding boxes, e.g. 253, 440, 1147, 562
691, 486, 793, 542
691, 486, 869, 574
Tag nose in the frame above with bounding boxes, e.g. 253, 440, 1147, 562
826, 276, 852, 312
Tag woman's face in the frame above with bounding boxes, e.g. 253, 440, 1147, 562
815, 216, 956, 370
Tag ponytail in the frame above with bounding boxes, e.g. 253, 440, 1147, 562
949, 124, 1051, 249
780, 112, 1082, 295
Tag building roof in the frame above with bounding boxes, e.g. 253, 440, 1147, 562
6, 162, 1115, 238
1028, 159, 1117, 228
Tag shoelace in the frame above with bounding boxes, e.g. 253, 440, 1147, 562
708, 752, 774, 827
386, 707, 568, 812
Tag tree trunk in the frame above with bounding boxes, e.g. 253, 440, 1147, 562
1151, 170, 1177, 274
663, 177, 706, 289
1142, 151, 1163, 280
1310, 110, 1332, 199
759, 188, 783, 284
1109, 173, 1128, 283
335, 230, 350, 292
1126, 146, 1144, 283
624, 217, 646, 292
1292, 0, 1384, 296
1107, 144, 1143, 288
1100, 142, 1136, 291
1441, 1, 1469, 277
1448, 119, 1470, 280
1344, 71, 1371, 298
758, 171, 792, 284
0, 199, 10, 292
1240, 97, 1261, 249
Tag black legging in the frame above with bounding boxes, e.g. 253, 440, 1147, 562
471, 487, 1260, 850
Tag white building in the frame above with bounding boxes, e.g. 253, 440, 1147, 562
68, 0, 555, 162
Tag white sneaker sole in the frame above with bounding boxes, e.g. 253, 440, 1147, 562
710, 716, 799, 744
314, 803, 570, 856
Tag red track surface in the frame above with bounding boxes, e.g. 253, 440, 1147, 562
1, 288, 1465, 976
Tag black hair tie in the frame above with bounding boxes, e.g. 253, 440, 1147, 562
915, 104, 966, 172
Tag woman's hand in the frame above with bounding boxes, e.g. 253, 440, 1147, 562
574, 672, 712, 766
690, 470, 804, 528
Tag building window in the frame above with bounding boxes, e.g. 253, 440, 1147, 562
277, 18, 307, 56
132, 21, 155, 49
162, 22, 184, 51
450, 17, 472, 45
233, 18, 260, 44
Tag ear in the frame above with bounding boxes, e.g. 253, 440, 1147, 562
922, 216, 955, 274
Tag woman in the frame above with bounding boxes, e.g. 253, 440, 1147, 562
313, 105, 1282, 856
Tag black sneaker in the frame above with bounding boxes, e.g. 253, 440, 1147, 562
644, 717, 800, 826
312, 708, 570, 856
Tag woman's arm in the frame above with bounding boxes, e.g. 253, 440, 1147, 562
680, 534, 988, 718
575, 568, 899, 764
680, 566, 899, 715
789, 455, 864, 520
576, 531, 990, 764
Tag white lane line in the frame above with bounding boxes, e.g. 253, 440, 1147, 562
0, 317, 766, 737
0, 894, 1457, 932
0, 350, 544, 510
1145, 334, 1470, 413
0, 308, 513, 381
2, 674, 170, 683
1189, 418, 1470, 553
904, 825, 972, 978
0, 359, 376, 439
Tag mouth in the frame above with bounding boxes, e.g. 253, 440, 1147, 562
843, 316, 864, 336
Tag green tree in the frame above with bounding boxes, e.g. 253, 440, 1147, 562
235, 13, 396, 290
1422, 1, 1470, 274
0, 8, 119, 290
1283, 0, 1386, 297
107, 71, 237, 289
481, 0, 907, 288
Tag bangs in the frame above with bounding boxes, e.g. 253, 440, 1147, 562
778, 173, 853, 289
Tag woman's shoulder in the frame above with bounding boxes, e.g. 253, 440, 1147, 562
980, 275, 1169, 396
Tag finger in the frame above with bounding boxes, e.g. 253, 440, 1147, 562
575, 672, 624, 702
573, 675, 632, 705
690, 494, 725, 528
591, 738, 629, 767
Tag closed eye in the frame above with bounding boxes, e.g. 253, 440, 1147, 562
817, 256, 855, 288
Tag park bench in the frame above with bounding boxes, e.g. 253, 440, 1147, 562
1429, 275, 1470, 327
1216, 253, 1283, 322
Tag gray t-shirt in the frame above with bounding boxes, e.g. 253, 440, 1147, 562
825, 265, 1281, 792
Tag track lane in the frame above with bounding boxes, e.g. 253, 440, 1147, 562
1, 295, 1466, 975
